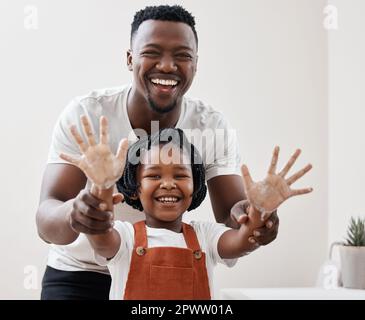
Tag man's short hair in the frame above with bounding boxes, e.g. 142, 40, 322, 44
131, 5, 198, 46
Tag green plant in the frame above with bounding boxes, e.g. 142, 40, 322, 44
344, 217, 365, 246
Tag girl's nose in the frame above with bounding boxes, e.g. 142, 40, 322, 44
160, 179, 177, 189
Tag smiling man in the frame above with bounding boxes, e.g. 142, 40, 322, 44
36, 5, 279, 300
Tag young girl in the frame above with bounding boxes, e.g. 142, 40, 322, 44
60, 115, 313, 300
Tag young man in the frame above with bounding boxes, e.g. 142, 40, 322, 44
37, 5, 279, 300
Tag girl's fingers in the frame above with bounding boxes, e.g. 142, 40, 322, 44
290, 187, 313, 197
99, 116, 109, 145
60, 153, 80, 166
241, 164, 254, 191
268, 146, 280, 174
70, 125, 87, 153
116, 138, 129, 164
286, 164, 313, 185
278, 149, 301, 177
81, 115, 96, 146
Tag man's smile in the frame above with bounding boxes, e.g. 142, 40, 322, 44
146, 74, 181, 96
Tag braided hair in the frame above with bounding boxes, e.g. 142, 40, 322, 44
116, 128, 207, 212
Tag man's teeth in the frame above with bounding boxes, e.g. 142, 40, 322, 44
151, 78, 178, 86
157, 197, 179, 203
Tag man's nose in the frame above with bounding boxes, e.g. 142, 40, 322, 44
156, 55, 177, 73
160, 179, 177, 189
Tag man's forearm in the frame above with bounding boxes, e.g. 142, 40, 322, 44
36, 198, 79, 245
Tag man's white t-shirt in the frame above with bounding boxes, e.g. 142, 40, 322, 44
94, 221, 237, 300
46, 84, 241, 273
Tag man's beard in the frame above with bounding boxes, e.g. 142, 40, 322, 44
147, 96, 177, 114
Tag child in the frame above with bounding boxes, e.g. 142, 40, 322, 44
60, 115, 313, 299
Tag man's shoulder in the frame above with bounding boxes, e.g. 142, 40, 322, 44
60, 85, 130, 119
182, 96, 229, 129
74, 85, 129, 104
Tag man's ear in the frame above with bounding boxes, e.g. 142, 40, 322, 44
127, 49, 133, 71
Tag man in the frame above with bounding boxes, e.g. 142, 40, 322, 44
36, 5, 279, 300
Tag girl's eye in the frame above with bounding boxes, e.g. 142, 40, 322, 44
146, 175, 160, 179
175, 175, 190, 179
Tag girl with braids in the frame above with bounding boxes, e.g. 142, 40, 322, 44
60, 115, 313, 300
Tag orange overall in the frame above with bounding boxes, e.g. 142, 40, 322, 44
123, 221, 211, 300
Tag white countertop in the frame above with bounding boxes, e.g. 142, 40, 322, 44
220, 287, 365, 300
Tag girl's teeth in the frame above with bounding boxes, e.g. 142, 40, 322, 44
157, 197, 178, 203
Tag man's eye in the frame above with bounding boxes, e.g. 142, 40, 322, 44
176, 53, 193, 60
141, 51, 160, 57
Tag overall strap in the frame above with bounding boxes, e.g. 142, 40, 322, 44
182, 223, 201, 252
133, 221, 148, 248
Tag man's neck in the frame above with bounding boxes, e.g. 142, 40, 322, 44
127, 86, 182, 134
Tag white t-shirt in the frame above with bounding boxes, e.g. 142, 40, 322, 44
46, 85, 241, 273
94, 220, 237, 300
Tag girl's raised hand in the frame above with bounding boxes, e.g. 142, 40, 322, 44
60, 115, 128, 189
241, 146, 313, 220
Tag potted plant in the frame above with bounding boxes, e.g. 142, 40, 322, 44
339, 217, 365, 289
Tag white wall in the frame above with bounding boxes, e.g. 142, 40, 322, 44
0, 0, 328, 299
328, 1, 365, 247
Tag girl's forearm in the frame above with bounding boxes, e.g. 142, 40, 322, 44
86, 230, 121, 259
87, 183, 121, 259
218, 206, 268, 259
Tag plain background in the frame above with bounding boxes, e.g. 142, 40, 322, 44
0, 0, 362, 299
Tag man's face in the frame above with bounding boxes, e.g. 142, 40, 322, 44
127, 20, 198, 113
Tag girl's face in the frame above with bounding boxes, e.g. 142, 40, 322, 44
136, 144, 194, 229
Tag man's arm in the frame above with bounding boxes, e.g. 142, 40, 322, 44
207, 175, 245, 228
36, 163, 113, 245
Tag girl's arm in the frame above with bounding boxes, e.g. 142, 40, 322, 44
59, 115, 129, 259
218, 205, 267, 259
85, 185, 121, 259
219, 146, 313, 259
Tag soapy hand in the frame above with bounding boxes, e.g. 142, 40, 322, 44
242, 146, 313, 220
60, 115, 128, 189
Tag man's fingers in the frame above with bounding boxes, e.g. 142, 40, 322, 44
60, 153, 80, 166
74, 199, 113, 221
265, 210, 279, 229
99, 116, 109, 145
290, 187, 313, 197
112, 193, 125, 205
241, 165, 254, 191
70, 125, 88, 153
80, 115, 96, 146
267, 146, 280, 175
230, 199, 250, 223
70, 220, 113, 235
286, 163, 313, 185
76, 213, 114, 231
237, 214, 249, 225
278, 149, 301, 177
77, 190, 108, 212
